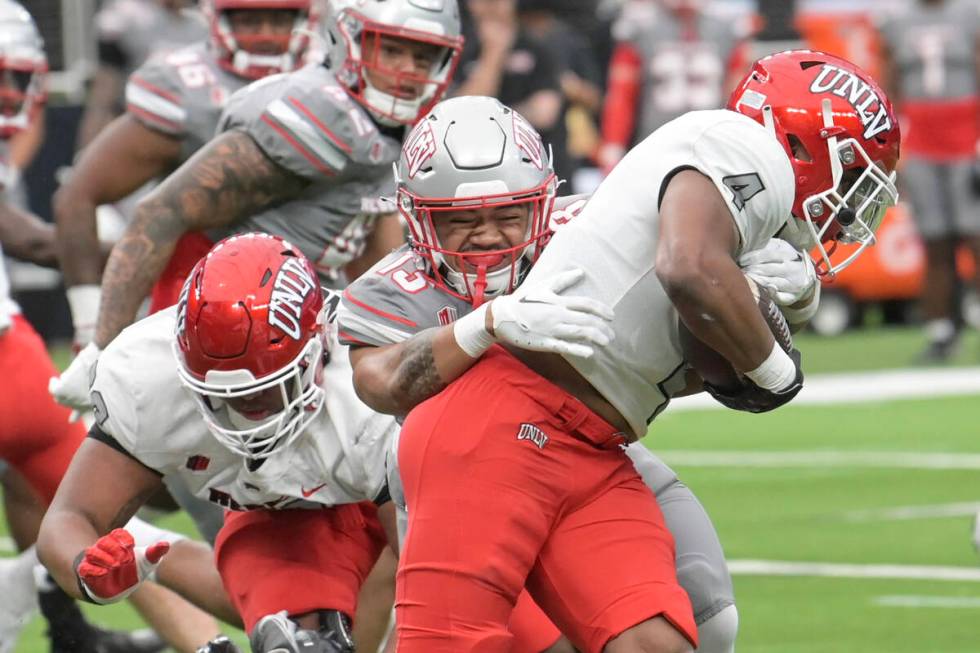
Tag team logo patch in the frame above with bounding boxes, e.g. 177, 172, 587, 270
403, 120, 437, 178
185, 455, 210, 471
512, 112, 544, 170
808, 63, 892, 140
516, 423, 549, 449
269, 257, 317, 340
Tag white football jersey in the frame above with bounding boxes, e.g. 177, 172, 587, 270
520, 110, 795, 437
89, 306, 396, 510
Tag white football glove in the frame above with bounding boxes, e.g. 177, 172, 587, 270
48, 342, 100, 419
739, 238, 817, 306
454, 268, 615, 359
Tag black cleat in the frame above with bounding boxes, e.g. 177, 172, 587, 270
196, 635, 242, 653
914, 337, 960, 365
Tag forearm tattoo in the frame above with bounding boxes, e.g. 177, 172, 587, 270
95, 130, 308, 347
107, 486, 159, 531
392, 330, 447, 410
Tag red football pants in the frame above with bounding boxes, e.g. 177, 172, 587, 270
0, 315, 85, 503
215, 502, 386, 632
396, 346, 697, 653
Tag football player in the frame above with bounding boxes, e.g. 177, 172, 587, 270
337, 95, 769, 652
0, 3, 218, 651
384, 50, 900, 653
50, 0, 464, 419
55, 0, 319, 360
599, 0, 750, 172
38, 233, 402, 653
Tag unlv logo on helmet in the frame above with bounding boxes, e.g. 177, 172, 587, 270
808, 64, 893, 140
403, 120, 437, 179
512, 113, 544, 170
269, 257, 317, 339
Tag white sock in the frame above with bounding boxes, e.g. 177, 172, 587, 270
925, 319, 955, 343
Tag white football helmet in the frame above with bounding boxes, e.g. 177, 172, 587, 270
396, 96, 557, 305
0, 0, 46, 137
323, 0, 463, 126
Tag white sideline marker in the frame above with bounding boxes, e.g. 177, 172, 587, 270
669, 366, 980, 411
844, 502, 980, 522
729, 559, 980, 582
873, 595, 980, 609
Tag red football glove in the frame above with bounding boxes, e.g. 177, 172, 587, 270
75, 528, 170, 604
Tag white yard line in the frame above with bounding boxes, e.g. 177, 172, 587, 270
844, 502, 980, 522
669, 366, 980, 411
728, 559, 980, 582
656, 450, 980, 470
873, 595, 980, 609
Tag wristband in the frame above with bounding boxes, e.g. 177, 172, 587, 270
66, 284, 102, 329
744, 341, 797, 391
452, 303, 495, 358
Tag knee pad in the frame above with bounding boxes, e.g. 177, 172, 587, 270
250, 610, 355, 653
696, 604, 739, 653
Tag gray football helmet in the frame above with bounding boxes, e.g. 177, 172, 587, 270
322, 0, 463, 126
0, 0, 46, 137
396, 95, 558, 305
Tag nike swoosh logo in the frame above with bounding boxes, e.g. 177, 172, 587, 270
301, 483, 327, 498
519, 297, 550, 305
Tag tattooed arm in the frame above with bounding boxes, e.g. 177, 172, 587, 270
37, 437, 163, 600
348, 322, 486, 416
93, 130, 309, 348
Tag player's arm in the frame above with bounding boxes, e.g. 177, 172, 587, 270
55, 115, 182, 288
656, 169, 789, 376
344, 213, 405, 282
349, 325, 481, 416
0, 200, 58, 267
94, 130, 309, 348
37, 436, 164, 602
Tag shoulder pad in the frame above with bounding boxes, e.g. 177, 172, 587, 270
220, 66, 386, 180
125, 44, 207, 136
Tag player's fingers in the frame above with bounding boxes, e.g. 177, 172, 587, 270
143, 542, 170, 565
536, 336, 595, 358
555, 296, 615, 321
544, 268, 585, 294
82, 546, 119, 570
77, 560, 110, 578
551, 323, 613, 347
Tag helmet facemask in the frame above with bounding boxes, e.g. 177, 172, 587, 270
333, 11, 461, 126
398, 176, 557, 306
175, 328, 326, 460
790, 99, 898, 277
209, 3, 316, 79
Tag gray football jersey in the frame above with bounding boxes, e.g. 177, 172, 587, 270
877, 1, 980, 100
214, 65, 403, 286
97, 0, 208, 79
126, 42, 250, 163
614, 3, 741, 146
336, 193, 735, 626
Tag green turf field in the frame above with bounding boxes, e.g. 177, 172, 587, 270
6, 326, 980, 652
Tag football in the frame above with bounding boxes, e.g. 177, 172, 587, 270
678, 277, 794, 390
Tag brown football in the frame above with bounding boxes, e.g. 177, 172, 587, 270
678, 277, 793, 390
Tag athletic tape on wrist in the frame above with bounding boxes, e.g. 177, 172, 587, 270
744, 341, 796, 391
453, 303, 496, 358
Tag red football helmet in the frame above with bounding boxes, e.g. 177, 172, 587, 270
727, 50, 900, 277
0, 0, 47, 138
203, 0, 318, 80
174, 233, 328, 459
